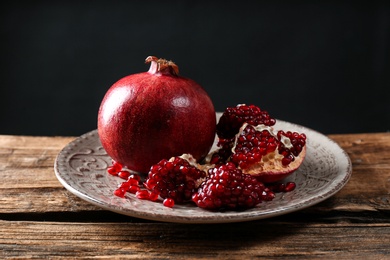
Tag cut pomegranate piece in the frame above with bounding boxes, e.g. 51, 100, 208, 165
144, 154, 208, 203
209, 104, 277, 167
231, 123, 306, 183
192, 162, 274, 210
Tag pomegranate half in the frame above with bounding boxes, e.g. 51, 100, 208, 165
98, 56, 216, 173
233, 124, 307, 183
209, 104, 307, 183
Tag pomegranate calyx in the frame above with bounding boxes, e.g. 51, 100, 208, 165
145, 56, 179, 76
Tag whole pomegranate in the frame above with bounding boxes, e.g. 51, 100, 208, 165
98, 56, 216, 173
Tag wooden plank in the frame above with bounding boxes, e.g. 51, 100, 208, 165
0, 135, 75, 150
1, 220, 389, 259
328, 132, 390, 167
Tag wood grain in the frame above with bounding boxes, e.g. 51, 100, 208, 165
1, 133, 390, 258
1, 220, 389, 259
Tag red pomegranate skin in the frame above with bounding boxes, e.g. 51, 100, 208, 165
98, 57, 216, 173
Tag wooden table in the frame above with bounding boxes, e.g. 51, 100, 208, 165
1, 133, 389, 259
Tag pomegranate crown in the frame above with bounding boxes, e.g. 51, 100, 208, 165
145, 56, 179, 76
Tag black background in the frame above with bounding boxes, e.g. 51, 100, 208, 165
1, 0, 389, 136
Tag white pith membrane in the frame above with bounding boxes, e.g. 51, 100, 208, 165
232, 123, 306, 179
178, 153, 199, 166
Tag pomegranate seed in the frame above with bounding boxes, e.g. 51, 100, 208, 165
107, 166, 119, 176
163, 198, 175, 208
126, 178, 140, 186
261, 189, 275, 201
128, 185, 140, 194
272, 183, 286, 192
113, 188, 126, 198
128, 174, 141, 182
136, 190, 150, 200
107, 161, 123, 175
119, 182, 131, 190
266, 182, 297, 193
149, 191, 160, 201
282, 156, 292, 166
284, 182, 296, 192
112, 161, 123, 171
118, 171, 131, 179
144, 179, 157, 190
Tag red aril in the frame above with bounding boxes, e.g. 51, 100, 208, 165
163, 198, 175, 208
107, 161, 123, 176
136, 190, 151, 200
98, 56, 216, 173
118, 171, 131, 180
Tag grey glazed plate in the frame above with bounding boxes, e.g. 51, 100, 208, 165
54, 117, 352, 224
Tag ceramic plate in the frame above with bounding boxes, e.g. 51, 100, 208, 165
54, 116, 352, 223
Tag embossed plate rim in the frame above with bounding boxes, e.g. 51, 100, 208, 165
54, 118, 352, 223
